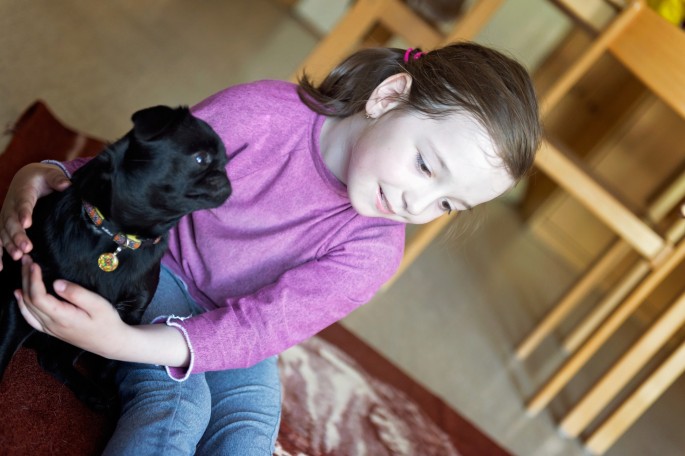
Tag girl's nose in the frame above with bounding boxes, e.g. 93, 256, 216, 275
402, 191, 434, 216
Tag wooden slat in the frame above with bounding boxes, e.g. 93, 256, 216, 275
526, 237, 685, 414
379, 0, 443, 48
550, 0, 619, 32
383, 214, 453, 290
522, 165, 685, 358
289, 0, 387, 83
585, 337, 685, 454
515, 240, 631, 359
534, 140, 665, 259
442, 0, 505, 43
609, 2, 685, 119
559, 291, 685, 437
562, 259, 649, 353
565, 216, 685, 353
539, 2, 641, 116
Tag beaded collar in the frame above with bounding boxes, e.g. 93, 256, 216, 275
82, 200, 161, 272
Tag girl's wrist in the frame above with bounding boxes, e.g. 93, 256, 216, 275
109, 323, 190, 368
101, 320, 140, 361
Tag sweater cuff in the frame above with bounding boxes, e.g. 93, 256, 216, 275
41, 159, 72, 178
151, 315, 195, 382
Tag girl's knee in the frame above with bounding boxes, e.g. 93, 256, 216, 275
198, 358, 282, 454
198, 409, 281, 456
118, 364, 211, 411
113, 364, 213, 452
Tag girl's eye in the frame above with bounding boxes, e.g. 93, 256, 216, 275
440, 199, 454, 215
194, 151, 211, 165
416, 153, 431, 177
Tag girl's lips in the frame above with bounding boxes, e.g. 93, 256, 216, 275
376, 187, 395, 215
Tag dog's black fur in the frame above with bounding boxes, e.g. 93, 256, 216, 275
0, 105, 231, 411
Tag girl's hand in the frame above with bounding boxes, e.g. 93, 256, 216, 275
15, 256, 191, 367
15, 256, 130, 360
0, 163, 71, 270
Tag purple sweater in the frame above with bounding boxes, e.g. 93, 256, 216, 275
63, 80, 405, 380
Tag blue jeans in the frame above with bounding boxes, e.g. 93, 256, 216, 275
102, 266, 282, 456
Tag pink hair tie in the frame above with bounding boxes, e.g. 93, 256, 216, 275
403, 48, 424, 63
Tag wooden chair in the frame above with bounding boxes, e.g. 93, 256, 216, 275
290, 0, 505, 83
516, 172, 685, 361
513, 1, 685, 452
289, 0, 505, 289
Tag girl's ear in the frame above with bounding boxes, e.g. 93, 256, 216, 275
365, 73, 413, 118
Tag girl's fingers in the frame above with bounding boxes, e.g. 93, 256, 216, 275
17, 203, 35, 230
26, 257, 48, 304
19, 258, 53, 323
22, 257, 96, 319
1, 164, 70, 261
15, 290, 45, 332
19, 257, 63, 324
52, 279, 105, 317
0, 218, 31, 260
21, 255, 32, 299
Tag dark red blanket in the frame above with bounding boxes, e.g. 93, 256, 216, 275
0, 101, 509, 456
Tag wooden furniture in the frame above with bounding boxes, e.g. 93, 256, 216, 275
514, 2, 685, 453
290, 0, 505, 83
289, 0, 505, 289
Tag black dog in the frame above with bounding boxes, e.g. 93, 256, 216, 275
0, 105, 231, 410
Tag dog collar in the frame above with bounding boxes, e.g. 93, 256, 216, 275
82, 200, 161, 272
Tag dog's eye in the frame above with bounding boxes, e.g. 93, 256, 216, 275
194, 151, 211, 166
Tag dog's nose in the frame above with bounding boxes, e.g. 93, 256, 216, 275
212, 175, 231, 201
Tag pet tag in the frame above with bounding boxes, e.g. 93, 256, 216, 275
98, 247, 122, 272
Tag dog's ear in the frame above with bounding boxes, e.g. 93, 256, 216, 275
131, 105, 188, 141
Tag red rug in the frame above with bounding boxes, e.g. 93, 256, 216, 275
0, 101, 510, 456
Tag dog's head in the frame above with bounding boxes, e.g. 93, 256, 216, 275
73, 105, 231, 236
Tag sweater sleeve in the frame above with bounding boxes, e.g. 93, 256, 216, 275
162, 225, 404, 380
43, 157, 91, 178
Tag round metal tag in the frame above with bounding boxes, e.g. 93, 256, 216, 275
98, 252, 119, 272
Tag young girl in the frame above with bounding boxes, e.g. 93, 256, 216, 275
0, 42, 540, 455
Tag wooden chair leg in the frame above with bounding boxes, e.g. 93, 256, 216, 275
585, 338, 685, 454
290, 0, 382, 83
646, 171, 685, 224
515, 240, 631, 359
564, 218, 685, 353
526, 238, 685, 414
562, 259, 649, 353
539, 2, 641, 116
519, 169, 685, 358
289, 0, 443, 83
534, 140, 665, 261
442, 0, 504, 43
382, 214, 453, 290
376, 0, 443, 45
559, 291, 685, 437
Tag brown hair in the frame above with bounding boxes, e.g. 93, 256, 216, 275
297, 42, 541, 181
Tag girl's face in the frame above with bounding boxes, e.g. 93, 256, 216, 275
345, 109, 515, 224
